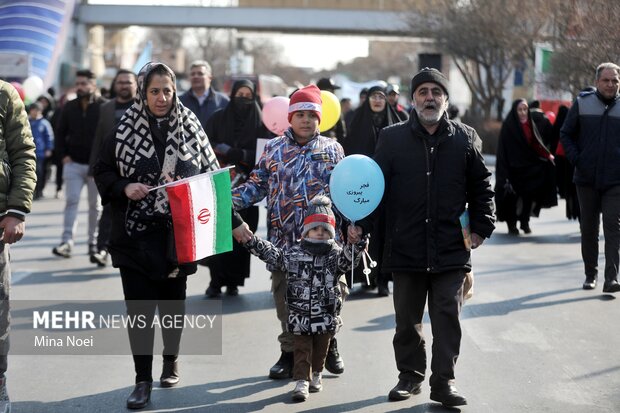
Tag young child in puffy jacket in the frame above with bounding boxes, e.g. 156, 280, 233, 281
242, 195, 366, 402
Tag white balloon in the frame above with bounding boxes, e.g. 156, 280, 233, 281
22, 76, 44, 101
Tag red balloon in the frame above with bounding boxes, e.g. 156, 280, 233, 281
545, 111, 556, 125
9, 82, 25, 101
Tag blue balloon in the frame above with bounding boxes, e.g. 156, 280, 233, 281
329, 155, 385, 222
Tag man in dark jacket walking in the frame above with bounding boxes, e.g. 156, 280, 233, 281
52, 69, 105, 259
88, 69, 137, 267
560, 62, 620, 293
179, 60, 229, 129
356, 68, 495, 407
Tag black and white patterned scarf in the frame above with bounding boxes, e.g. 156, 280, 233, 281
114, 62, 219, 235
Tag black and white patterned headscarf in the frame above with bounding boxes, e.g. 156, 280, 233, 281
114, 62, 218, 235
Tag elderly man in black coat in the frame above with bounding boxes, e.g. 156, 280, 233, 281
354, 68, 495, 407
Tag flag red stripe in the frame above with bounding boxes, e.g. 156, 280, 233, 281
167, 183, 196, 263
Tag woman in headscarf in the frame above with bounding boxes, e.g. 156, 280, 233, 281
94, 62, 224, 410
342, 85, 399, 296
495, 98, 557, 235
203, 79, 270, 297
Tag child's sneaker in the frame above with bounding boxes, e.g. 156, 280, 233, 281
292, 380, 309, 401
52, 242, 72, 258
309, 371, 322, 392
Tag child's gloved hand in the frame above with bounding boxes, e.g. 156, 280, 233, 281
347, 225, 363, 243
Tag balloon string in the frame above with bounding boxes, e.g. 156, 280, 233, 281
350, 220, 355, 288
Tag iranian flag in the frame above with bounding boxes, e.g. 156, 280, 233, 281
165, 168, 233, 264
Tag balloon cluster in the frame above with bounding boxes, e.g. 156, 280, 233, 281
9, 75, 44, 104
261, 90, 342, 136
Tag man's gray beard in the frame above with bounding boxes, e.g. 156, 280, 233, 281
415, 106, 445, 125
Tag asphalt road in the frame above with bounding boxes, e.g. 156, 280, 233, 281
6, 175, 620, 413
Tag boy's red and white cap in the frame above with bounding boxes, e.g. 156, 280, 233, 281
288, 84, 322, 123
303, 195, 336, 238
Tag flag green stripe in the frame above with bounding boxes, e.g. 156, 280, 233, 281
212, 170, 233, 254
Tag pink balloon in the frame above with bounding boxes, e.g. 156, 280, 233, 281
9, 82, 25, 101
262, 96, 290, 135
545, 111, 556, 125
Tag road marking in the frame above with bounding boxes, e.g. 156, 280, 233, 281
11, 270, 32, 285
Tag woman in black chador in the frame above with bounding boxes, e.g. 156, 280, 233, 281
203, 79, 270, 297
552, 105, 580, 220
342, 85, 399, 296
495, 98, 557, 235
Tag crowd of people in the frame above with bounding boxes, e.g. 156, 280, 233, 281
1, 59, 619, 411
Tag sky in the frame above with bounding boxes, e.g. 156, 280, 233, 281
249, 33, 369, 71
281, 35, 368, 71
89, 0, 370, 71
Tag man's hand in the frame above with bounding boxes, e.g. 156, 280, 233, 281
0, 216, 25, 244
124, 183, 153, 201
232, 222, 253, 244
471, 233, 484, 249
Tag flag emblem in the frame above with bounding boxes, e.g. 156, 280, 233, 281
198, 208, 211, 224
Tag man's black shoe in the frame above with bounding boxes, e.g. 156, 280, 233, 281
430, 385, 467, 407
583, 276, 597, 290
205, 286, 221, 298
325, 338, 344, 374
226, 286, 239, 296
603, 280, 620, 293
126, 381, 152, 410
269, 351, 293, 379
388, 379, 422, 401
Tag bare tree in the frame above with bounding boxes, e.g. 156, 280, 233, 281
244, 37, 284, 75
547, 0, 620, 96
412, 0, 553, 120
183, 28, 233, 81
144, 27, 185, 68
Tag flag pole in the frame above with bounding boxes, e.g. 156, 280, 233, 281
148, 165, 234, 192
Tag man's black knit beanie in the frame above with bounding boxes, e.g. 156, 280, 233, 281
410, 67, 449, 98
